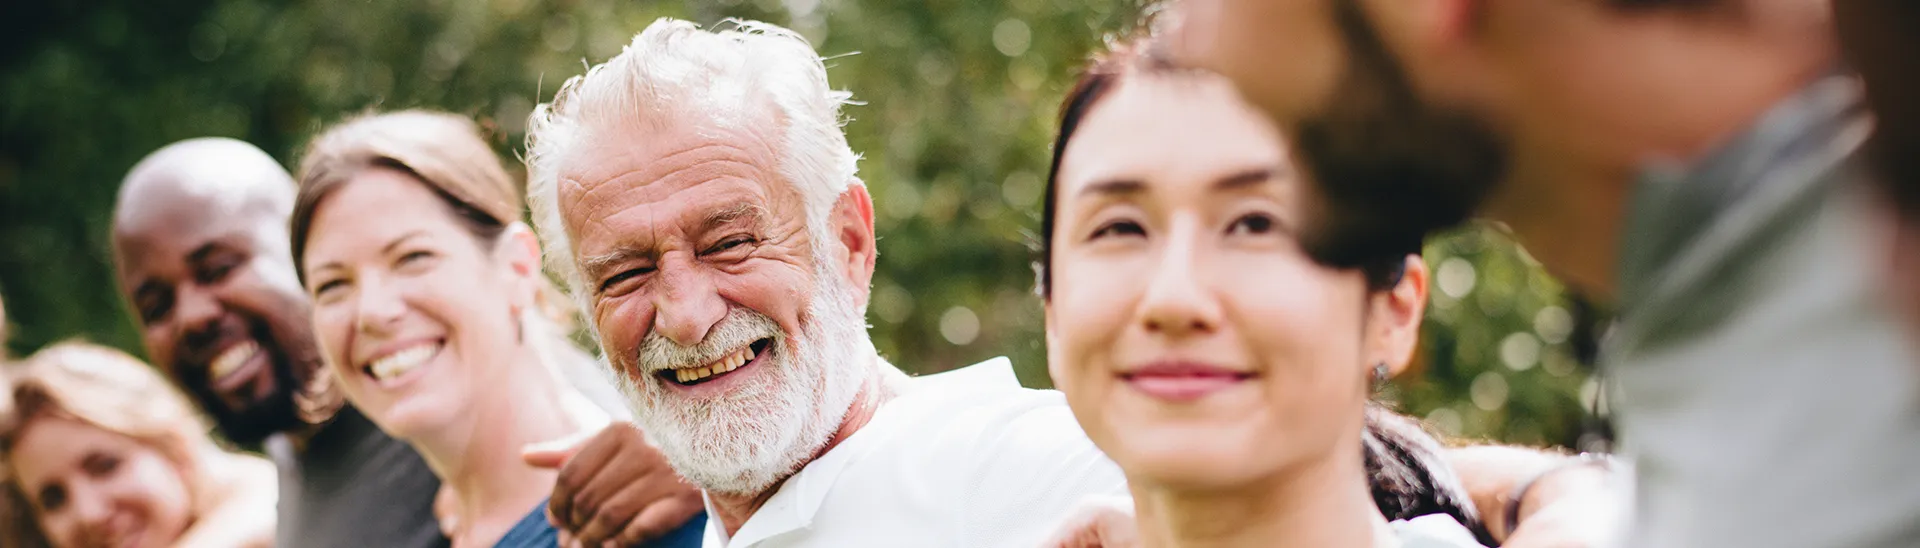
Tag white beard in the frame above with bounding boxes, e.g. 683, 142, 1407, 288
611, 264, 872, 495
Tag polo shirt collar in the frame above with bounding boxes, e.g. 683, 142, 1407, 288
703, 357, 1018, 546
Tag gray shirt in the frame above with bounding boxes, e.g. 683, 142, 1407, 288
268, 406, 449, 548
1609, 73, 1920, 548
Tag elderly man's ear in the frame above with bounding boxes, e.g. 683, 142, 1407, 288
829, 184, 879, 308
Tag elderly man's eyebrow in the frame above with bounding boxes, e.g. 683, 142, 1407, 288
579, 247, 654, 283
701, 202, 766, 233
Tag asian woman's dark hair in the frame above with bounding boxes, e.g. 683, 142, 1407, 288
1035, 37, 1488, 542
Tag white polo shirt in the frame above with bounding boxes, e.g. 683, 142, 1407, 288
703, 357, 1129, 547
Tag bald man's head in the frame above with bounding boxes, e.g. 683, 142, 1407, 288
111, 138, 333, 444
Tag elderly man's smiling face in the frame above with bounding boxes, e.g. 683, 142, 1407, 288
556, 108, 875, 495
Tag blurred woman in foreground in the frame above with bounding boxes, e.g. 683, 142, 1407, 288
1, 341, 277, 548
289, 110, 703, 547
1038, 42, 1486, 547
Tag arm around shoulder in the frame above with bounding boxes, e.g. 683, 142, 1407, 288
174, 450, 279, 548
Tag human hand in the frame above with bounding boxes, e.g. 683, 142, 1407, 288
1503, 462, 1626, 548
1039, 496, 1139, 548
524, 422, 704, 547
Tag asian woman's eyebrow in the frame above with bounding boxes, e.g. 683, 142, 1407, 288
1077, 178, 1148, 199
1212, 168, 1276, 191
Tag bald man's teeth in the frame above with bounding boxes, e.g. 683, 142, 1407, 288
368, 343, 438, 381
672, 345, 756, 384
209, 341, 259, 381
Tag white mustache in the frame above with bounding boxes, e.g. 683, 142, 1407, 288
633, 307, 784, 374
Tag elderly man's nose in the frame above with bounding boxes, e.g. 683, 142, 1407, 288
651, 261, 727, 347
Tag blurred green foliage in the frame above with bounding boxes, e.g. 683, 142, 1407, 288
0, 0, 1594, 447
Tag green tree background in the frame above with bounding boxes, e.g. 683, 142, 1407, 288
0, 0, 1599, 448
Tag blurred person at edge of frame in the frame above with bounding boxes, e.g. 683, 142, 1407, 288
1, 341, 277, 548
111, 138, 700, 548
1037, 39, 1619, 548
1833, 0, 1920, 349
288, 110, 706, 548
1169, 0, 1920, 546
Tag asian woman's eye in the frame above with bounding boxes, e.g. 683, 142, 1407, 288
398, 250, 433, 265
1089, 220, 1146, 241
1227, 212, 1279, 236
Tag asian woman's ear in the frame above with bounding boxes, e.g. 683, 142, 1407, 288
1366, 255, 1429, 378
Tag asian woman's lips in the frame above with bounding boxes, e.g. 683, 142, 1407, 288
1119, 360, 1255, 402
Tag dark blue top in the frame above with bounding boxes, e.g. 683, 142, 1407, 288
494, 499, 708, 548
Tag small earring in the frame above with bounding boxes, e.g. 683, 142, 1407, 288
1371, 362, 1389, 390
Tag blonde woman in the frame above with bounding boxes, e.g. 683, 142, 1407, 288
289, 111, 703, 547
1, 341, 277, 548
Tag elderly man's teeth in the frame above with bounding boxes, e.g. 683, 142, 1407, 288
672, 345, 760, 384
210, 341, 260, 381
369, 344, 437, 381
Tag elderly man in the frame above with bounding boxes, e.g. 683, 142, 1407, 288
1171, 0, 1920, 547
528, 18, 1616, 548
110, 138, 701, 547
526, 20, 1129, 546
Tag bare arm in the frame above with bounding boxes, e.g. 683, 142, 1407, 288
172, 452, 278, 548
1445, 445, 1624, 547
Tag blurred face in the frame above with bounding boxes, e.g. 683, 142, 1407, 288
113, 188, 318, 445
9, 416, 193, 548
302, 168, 531, 440
556, 114, 869, 495
1047, 74, 1394, 489
1172, 0, 1508, 268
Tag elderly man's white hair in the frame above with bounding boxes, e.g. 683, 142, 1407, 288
525, 18, 862, 303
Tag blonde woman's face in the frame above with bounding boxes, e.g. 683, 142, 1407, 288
10, 416, 193, 548
301, 168, 532, 441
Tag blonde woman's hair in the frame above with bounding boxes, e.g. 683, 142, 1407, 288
290, 109, 577, 329
0, 341, 216, 548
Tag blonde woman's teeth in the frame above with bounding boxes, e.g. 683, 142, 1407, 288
673, 346, 756, 383
210, 341, 259, 380
368, 343, 437, 381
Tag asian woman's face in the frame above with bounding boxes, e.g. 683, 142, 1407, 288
1046, 72, 1423, 490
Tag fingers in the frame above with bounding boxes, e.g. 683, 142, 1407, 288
614, 491, 706, 544
570, 473, 687, 544
551, 423, 640, 533
523, 428, 600, 469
